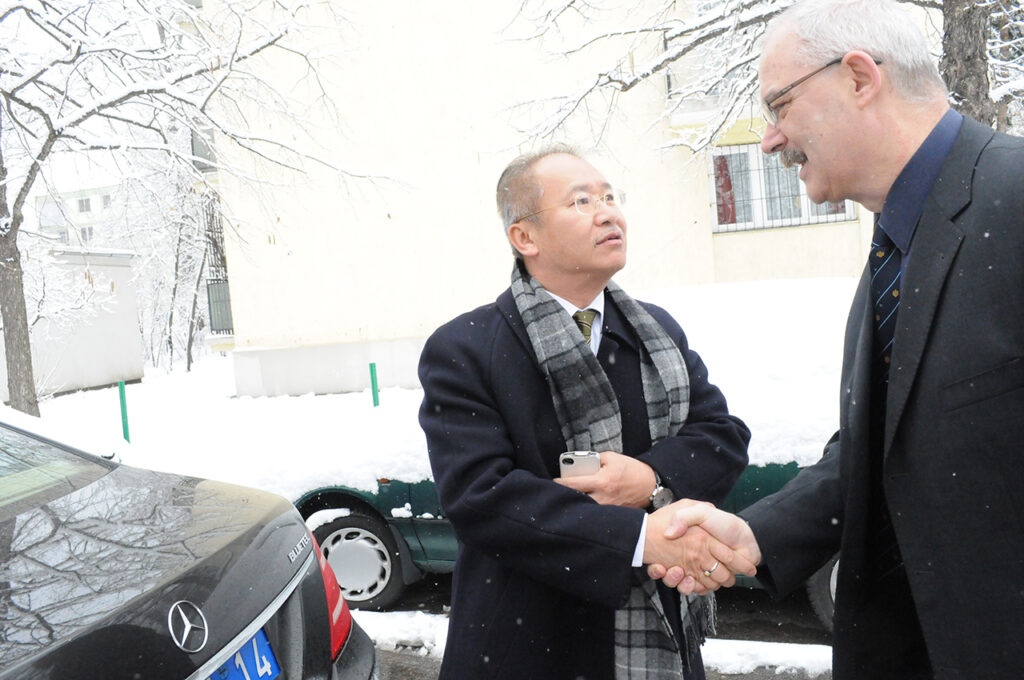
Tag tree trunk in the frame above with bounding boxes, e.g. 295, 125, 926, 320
0, 114, 40, 417
165, 221, 186, 370
941, 0, 996, 126
0, 231, 40, 416
989, 4, 1021, 133
185, 243, 208, 372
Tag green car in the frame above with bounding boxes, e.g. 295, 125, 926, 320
294, 462, 838, 630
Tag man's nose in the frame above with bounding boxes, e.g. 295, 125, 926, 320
760, 122, 787, 154
592, 199, 619, 223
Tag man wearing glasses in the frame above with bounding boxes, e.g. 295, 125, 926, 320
418, 147, 750, 679
649, 0, 1024, 678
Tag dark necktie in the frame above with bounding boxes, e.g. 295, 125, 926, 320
573, 309, 598, 345
867, 223, 913, 606
869, 222, 901, 385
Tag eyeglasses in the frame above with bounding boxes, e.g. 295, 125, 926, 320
761, 56, 883, 125
514, 189, 626, 223
762, 58, 842, 125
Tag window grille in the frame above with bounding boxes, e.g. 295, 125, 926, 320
203, 192, 233, 335
206, 279, 233, 335
710, 143, 856, 233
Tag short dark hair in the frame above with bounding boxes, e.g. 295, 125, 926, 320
495, 144, 579, 258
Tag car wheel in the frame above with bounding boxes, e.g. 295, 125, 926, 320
806, 553, 839, 632
314, 511, 406, 611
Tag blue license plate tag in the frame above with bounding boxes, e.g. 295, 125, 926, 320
207, 628, 281, 680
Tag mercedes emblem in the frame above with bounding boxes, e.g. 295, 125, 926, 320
168, 600, 209, 653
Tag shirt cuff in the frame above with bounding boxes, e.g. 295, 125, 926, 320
632, 513, 648, 567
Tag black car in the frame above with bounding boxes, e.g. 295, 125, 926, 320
0, 420, 377, 680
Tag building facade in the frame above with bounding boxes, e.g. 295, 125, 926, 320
212, 0, 923, 397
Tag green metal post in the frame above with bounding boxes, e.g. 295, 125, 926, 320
118, 380, 130, 442
369, 363, 380, 407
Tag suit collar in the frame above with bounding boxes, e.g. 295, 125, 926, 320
926, 116, 993, 222
879, 108, 962, 255
600, 291, 639, 353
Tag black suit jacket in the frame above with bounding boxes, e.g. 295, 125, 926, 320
419, 287, 749, 680
742, 117, 1024, 680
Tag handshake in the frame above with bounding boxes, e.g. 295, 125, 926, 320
642, 499, 762, 595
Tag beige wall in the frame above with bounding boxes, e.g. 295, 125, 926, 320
212, 0, 879, 396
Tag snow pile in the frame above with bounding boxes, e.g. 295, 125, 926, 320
347, 610, 834, 676
702, 639, 832, 674
643, 278, 856, 467
347, 610, 833, 676
353, 611, 449, 657
18, 278, 856, 505
30, 359, 432, 500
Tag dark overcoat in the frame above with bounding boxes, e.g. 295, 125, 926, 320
419, 288, 749, 680
741, 117, 1024, 680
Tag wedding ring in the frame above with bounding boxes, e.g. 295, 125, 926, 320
702, 561, 720, 577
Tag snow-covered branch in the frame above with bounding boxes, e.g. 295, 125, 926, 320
0, 0, 346, 413
513, 0, 1024, 149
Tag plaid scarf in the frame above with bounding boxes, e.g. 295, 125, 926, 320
510, 263, 715, 678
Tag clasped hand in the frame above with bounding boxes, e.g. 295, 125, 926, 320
645, 499, 762, 595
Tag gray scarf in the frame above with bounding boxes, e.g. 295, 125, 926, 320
510, 263, 714, 678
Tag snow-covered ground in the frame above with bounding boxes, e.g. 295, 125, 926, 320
2, 278, 855, 674
354, 610, 832, 674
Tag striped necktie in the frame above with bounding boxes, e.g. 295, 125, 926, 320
573, 309, 598, 345
869, 222, 901, 385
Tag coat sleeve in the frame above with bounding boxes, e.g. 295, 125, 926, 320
638, 304, 751, 507
418, 315, 644, 608
739, 431, 844, 598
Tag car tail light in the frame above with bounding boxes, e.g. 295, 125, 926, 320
311, 532, 352, 659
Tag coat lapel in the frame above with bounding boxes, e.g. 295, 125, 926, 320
884, 216, 962, 453
883, 118, 993, 454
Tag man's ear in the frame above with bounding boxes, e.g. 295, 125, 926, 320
843, 50, 883, 107
508, 221, 539, 259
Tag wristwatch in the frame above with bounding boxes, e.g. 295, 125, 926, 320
648, 470, 674, 510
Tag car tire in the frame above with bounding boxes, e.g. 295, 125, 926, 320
806, 553, 839, 632
314, 510, 406, 611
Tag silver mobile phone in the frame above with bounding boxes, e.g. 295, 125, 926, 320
559, 450, 601, 477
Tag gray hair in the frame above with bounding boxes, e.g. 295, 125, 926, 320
496, 144, 579, 259
765, 0, 946, 102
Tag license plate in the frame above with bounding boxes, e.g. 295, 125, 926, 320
207, 629, 281, 680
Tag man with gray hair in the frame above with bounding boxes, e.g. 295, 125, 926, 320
649, 1, 1024, 678
419, 147, 750, 679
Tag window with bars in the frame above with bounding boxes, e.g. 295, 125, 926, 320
710, 143, 856, 233
203, 192, 233, 335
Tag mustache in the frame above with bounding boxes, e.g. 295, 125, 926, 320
780, 148, 808, 168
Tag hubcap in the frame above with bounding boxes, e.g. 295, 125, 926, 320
321, 526, 392, 602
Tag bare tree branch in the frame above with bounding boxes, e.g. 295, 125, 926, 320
0, 0, 355, 413
512, 0, 1024, 151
